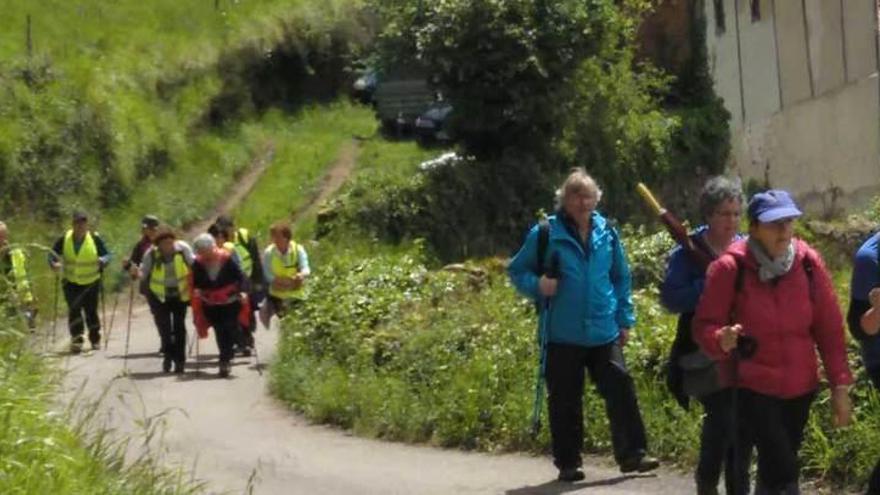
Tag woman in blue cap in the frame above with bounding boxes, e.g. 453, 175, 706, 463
693, 190, 852, 494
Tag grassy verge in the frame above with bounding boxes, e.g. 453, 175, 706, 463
0, 310, 198, 494
270, 137, 880, 492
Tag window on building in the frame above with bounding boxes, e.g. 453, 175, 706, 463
714, 0, 726, 34
751, 0, 761, 22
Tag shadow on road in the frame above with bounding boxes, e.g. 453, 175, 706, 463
505, 473, 657, 495
105, 351, 161, 360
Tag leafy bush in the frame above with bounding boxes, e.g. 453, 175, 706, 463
330, 1, 729, 260
272, 236, 701, 455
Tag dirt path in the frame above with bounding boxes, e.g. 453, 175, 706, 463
57, 140, 696, 495
184, 141, 276, 237
290, 139, 360, 226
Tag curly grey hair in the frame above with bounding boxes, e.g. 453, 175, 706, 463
554, 167, 603, 210
699, 176, 744, 221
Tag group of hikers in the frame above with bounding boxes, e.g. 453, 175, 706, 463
508, 169, 880, 494
4, 166, 880, 493
0, 213, 310, 378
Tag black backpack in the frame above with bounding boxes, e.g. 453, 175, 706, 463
535, 216, 620, 276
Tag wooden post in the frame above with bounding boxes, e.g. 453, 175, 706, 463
26, 14, 32, 60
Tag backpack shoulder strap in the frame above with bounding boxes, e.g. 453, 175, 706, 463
802, 250, 815, 303
733, 255, 745, 293
536, 218, 550, 276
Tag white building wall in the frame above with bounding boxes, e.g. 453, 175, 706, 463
704, 0, 880, 215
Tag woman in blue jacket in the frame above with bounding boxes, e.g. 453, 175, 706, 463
660, 176, 749, 495
508, 168, 658, 482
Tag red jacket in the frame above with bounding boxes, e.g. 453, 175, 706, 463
188, 249, 251, 338
692, 239, 852, 398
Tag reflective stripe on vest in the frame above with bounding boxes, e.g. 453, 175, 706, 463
149, 252, 191, 303
233, 228, 253, 277
268, 241, 303, 300
62, 231, 100, 285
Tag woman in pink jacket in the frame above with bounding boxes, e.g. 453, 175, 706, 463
693, 190, 852, 495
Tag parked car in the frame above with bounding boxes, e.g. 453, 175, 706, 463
414, 102, 454, 144
373, 78, 436, 134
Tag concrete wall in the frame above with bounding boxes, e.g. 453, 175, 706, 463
704, 0, 880, 215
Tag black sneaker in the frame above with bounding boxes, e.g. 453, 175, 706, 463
218, 360, 231, 378
173, 361, 185, 374
557, 468, 585, 482
162, 357, 172, 373
620, 455, 660, 474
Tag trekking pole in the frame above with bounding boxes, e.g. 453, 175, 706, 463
122, 283, 135, 373
100, 271, 107, 339
530, 253, 560, 437
104, 283, 122, 351
195, 333, 201, 376
252, 330, 262, 376
49, 272, 60, 353
731, 348, 741, 495
729, 334, 756, 495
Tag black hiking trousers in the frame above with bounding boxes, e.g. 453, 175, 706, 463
63, 281, 100, 345
203, 301, 240, 364
149, 295, 188, 366
697, 388, 753, 495
545, 341, 648, 470
740, 389, 814, 493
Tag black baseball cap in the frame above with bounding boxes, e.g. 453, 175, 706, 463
141, 215, 160, 228
72, 211, 88, 222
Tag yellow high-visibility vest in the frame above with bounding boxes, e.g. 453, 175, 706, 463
149, 251, 191, 303
3, 248, 33, 304
62, 230, 100, 285
233, 228, 253, 277
268, 241, 303, 300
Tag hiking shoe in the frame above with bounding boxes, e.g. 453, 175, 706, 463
90, 340, 100, 351
241, 346, 252, 357
218, 360, 231, 378
557, 468, 585, 482
70, 341, 83, 355
173, 360, 185, 374
620, 455, 660, 474
162, 357, 172, 373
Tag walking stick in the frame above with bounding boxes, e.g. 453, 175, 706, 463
49, 273, 60, 352
100, 271, 107, 340
195, 332, 200, 376
730, 334, 756, 495
252, 331, 262, 376
122, 283, 135, 372
530, 254, 560, 437
104, 285, 122, 351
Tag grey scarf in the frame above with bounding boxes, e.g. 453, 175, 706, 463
747, 237, 795, 282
